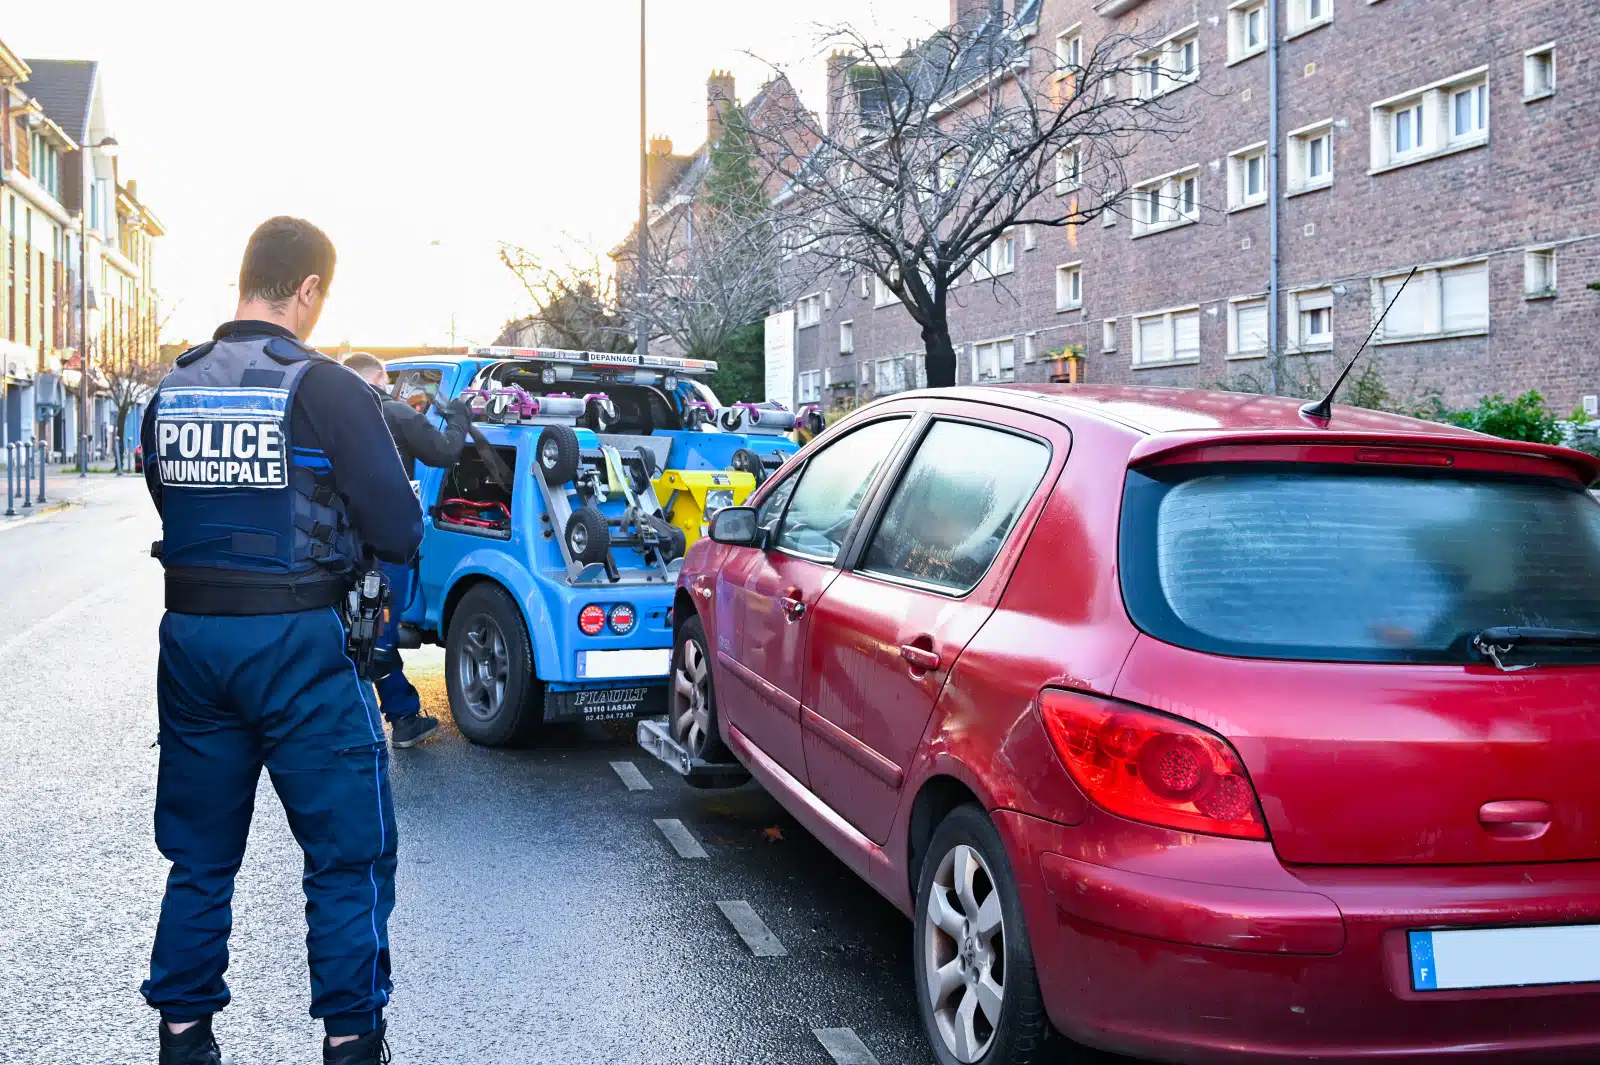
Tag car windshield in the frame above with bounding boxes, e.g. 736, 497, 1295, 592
1120, 464, 1600, 664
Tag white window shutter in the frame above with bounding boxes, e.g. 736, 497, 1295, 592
1138, 316, 1170, 362
1382, 277, 1429, 337
1441, 263, 1489, 332
1236, 301, 1267, 351
1173, 312, 1200, 359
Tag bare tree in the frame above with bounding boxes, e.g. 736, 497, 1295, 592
498, 246, 634, 353
104, 301, 175, 471
733, 6, 1186, 386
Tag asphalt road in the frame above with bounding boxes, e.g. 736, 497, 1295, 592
0, 478, 1132, 1065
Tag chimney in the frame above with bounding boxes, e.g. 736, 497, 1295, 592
706, 70, 736, 145
647, 135, 675, 200
825, 51, 856, 136
949, 0, 1004, 29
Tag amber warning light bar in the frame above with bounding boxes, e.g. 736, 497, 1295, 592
469, 346, 719, 375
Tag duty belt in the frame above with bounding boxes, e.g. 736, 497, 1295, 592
162, 565, 352, 616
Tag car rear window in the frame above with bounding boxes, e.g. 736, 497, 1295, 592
1120, 464, 1600, 664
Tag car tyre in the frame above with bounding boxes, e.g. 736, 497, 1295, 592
670, 615, 736, 787
729, 447, 766, 487
565, 506, 610, 565
915, 805, 1059, 1065
537, 424, 581, 485
445, 583, 543, 747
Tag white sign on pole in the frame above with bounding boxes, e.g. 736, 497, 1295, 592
764, 310, 796, 411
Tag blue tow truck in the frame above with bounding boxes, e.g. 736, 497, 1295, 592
381, 345, 808, 746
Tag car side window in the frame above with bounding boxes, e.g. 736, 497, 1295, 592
756, 472, 800, 536
859, 420, 1051, 592
775, 418, 910, 563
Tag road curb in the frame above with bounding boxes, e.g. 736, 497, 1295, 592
0, 501, 75, 532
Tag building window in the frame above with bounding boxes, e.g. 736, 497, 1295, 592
1055, 147, 1081, 195
973, 229, 1016, 279
1056, 28, 1082, 71
873, 355, 924, 395
1288, 0, 1332, 36
1023, 332, 1039, 363
1135, 27, 1200, 100
1132, 167, 1200, 236
873, 269, 899, 308
1132, 307, 1201, 367
823, 289, 834, 311
839, 320, 855, 354
1056, 263, 1082, 310
1374, 260, 1490, 341
798, 370, 822, 404
1287, 121, 1334, 193
1524, 45, 1555, 101
1450, 83, 1487, 143
797, 293, 823, 328
1229, 0, 1266, 63
1228, 297, 1269, 357
1524, 247, 1557, 299
972, 338, 1017, 383
858, 274, 870, 299
1290, 288, 1333, 349
1227, 143, 1268, 209
1371, 69, 1489, 172
1102, 318, 1117, 352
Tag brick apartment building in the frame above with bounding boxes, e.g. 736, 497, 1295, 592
779, 0, 1600, 417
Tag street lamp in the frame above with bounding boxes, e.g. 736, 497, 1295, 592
79, 135, 118, 477
636, 0, 648, 358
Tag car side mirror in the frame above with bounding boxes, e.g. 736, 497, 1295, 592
709, 506, 763, 548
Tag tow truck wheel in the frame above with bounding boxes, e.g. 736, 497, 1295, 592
670, 615, 731, 786
565, 507, 610, 565
537, 424, 581, 485
730, 448, 766, 487
445, 583, 543, 747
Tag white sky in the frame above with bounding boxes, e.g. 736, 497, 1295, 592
6, 0, 942, 348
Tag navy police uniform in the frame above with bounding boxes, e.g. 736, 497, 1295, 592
138, 321, 422, 1038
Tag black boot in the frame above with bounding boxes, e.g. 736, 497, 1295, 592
158, 1016, 229, 1065
324, 1021, 391, 1064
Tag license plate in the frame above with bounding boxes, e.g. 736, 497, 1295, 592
577, 648, 671, 680
1409, 924, 1600, 991
544, 684, 666, 723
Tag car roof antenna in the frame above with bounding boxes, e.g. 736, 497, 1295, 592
1300, 265, 1418, 422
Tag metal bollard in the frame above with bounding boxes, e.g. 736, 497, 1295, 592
36, 441, 47, 503
21, 441, 32, 508
4, 443, 15, 518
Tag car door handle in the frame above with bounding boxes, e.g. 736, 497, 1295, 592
900, 644, 941, 672
778, 596, 807, 621
1479, 799, 1554, 841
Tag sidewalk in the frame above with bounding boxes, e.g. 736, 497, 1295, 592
0, 465, 134, 526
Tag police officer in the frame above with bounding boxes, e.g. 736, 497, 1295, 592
341, 351, 471, 744
139, 217, 421, 1065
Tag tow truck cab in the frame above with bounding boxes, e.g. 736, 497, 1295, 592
382, 347, 804, 745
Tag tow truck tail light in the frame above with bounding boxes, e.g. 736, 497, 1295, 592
608, 604, 637, 636
578, 604, 607, 636
1039, 690, 1268, 841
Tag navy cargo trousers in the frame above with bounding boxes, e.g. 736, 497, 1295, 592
141, 607, 397, 1038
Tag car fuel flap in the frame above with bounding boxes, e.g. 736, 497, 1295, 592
1114, 638, 1600, 865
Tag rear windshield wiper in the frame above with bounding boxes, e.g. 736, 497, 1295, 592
1473, 626, 1600, 671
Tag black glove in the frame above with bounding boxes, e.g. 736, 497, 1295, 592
439, 397, 472, 424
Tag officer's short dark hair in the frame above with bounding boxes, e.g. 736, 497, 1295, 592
342, 352, 385, 379
238, 216, 336, 304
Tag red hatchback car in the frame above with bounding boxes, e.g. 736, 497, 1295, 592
668, 385, 1600, 1065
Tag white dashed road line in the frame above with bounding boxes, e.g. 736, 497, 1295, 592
715, 900, 787, 957
653, 818, 707, 859
610, 760, 652, 791
813, 1028, 880, 1065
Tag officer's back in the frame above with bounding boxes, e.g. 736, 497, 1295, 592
138, 216, 420, 1065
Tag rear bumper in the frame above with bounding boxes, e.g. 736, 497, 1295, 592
997, 809, 1600, 1064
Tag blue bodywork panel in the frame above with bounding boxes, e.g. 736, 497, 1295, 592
386, 355, 797, 707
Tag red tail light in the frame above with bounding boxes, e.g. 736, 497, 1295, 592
1039, 690, 1268, 841
578, 604, 607, 636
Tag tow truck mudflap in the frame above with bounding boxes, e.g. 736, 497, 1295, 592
544, 683, 667, 723
636, 717, 751, 787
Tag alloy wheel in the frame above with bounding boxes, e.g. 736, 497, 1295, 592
458, 613, 509, 721
540, 437, 560, 470
922, 843, 1006, 1063
669, 635, 713, 759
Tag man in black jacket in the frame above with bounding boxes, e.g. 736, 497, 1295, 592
344, 352, 471, 746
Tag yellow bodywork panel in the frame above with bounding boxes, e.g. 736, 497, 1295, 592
652, 469, 758, 547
